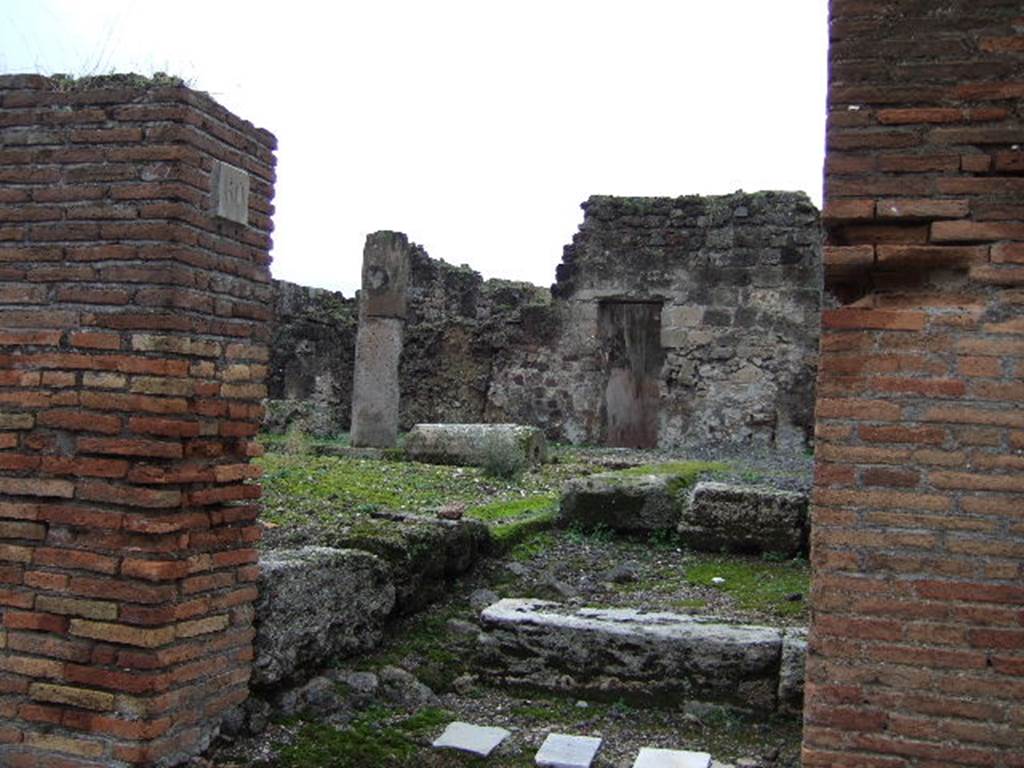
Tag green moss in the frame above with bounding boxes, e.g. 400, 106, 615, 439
507, 530, 555, 562
467, 495, 557, 523
50, 71, 186, 90
490, 509, 558, 553
685, 556, 809, 618
615, 460, 730, 493
358, 609, 465, 693
277, 706, 453, 768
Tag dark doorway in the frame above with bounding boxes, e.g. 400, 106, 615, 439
598, 301, 665, 448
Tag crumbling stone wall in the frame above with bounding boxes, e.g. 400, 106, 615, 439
266, 245, 549, 435
0, 75, 275, 766
805, 2, 1024, 766
402, 248, 550, 430
269, 194, 820, 451
266, 280, 356, 436
489, 192, 822, 449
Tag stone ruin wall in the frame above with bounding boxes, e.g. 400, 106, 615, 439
488, 192, 822, 450
0, 75, 275, 766
267, 246, 550, 437
269, 191, 822, 452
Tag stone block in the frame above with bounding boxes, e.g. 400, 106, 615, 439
211, 160, 250, 225
778, 628, 807, 714
679, 482, 809, 557
433, 722, 510, 757
362, 231, 411, 319
559, 472, 677, 532
404, 423, 547, 467
633, 748, 712, 768
535, 733, 603, 768
350, 316, 403, 447
254, 547, 396, 688
478, 599, 784, 713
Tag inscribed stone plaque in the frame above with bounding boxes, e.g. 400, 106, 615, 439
535, 733, 602, 768
432, 722, 510, 757
211, 160, 250, 225
632, 747, 712, 768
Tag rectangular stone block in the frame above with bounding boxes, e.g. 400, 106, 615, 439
633, 748, 711, 768
479, 599, 784, 713
211, 160, 250, 226
350, 316, 403, 448
361, 231, 411, 319
535, 733, 602, 768
432, 721, 510, 757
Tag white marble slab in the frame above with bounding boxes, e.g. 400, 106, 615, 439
633, 747, 713, 768
432, 721, 510, 757
535, 733, 603, 768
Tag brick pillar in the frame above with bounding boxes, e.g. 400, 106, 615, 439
0, 75, 275, 766
805, 3, 1024, 766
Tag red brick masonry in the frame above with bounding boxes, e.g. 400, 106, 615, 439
806, 2, 1024, 766
0, 75, 275, 766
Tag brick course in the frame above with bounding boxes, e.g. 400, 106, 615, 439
806, 2, 1024, 766
0, 75, 275, 766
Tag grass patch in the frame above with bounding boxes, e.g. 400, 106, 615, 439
466, 494, 557, 523
277, 706, 452, 768
258, 451, 586, 530
685, 555, 809, 618
490, 509, 558, 552
507, 530, 556, 562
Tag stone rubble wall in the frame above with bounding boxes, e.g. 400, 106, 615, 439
488, 192, 822, 450
0, 74, 275, 767
265, 280, 356, 436
269, 192, 821, 452
267, 247, 551, 435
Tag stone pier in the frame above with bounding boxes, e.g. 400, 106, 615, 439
350, 232, 411, 448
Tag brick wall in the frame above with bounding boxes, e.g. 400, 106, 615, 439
0, 75, 275, 766
805, 3, 1024, 766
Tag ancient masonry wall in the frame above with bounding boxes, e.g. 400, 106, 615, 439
265, 280, 356, 437
488, 192, 822, 449
266, 248, 549, 436
805, 3, 1024, 766
0, 75, 275, 766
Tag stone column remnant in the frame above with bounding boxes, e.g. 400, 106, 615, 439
350, 231, 411, 447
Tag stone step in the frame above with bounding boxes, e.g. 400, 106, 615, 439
477, 599, 805, 714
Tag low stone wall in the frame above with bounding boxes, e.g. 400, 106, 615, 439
477, 599, 806, 715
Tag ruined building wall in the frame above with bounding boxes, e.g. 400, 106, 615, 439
266, 247, 549, 436
401, 247, 550, 430
268, 194, 820, 450
488, 192, 822, 449
804, 2, 1024, 766
266, 281, 356, 436
0, 75, 275, 766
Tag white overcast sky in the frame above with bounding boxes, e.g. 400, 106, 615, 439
2, 1, 828, 295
